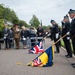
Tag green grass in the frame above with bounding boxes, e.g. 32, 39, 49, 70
61, 39, 74, 53
61, 40, 65, 48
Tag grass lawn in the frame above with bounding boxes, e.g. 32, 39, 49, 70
60, 39, 74, 53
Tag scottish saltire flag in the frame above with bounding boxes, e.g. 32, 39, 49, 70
28, 42, 44, 54
27, 46, 54, 67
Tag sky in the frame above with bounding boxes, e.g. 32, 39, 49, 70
0, 0, 75, 26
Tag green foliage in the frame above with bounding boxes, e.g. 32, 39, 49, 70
19, 20, 28, 28
42, 26, 48, 30
0, 4, 5, 19
12, 19, 19, 25
0, 19, 4, 31
0, 19, 4, 38
29, 15, 40, 28
0, 4, 19, 25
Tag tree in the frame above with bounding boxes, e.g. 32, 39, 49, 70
19, 20, 28, 28
0, 4, 5, 19
0, 19, 4, 38
42, 26, 48, 30
0, 19, 4, 31
29, 15, 40, 28
0, 4, 19, 25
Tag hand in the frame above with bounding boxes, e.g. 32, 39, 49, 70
67, 32, 70, 35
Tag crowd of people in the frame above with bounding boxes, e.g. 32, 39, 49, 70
0, 9, 75, 67
0, 24, 44, 49
48, 9, 75, 67
0, 9, 75, 54
49, 9, 75, 57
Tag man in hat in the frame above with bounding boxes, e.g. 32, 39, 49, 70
50, 20, 60, 53
68, 9, 75, 67
61, 15, 72, 58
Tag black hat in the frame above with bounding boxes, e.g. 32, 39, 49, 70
64, 15, 69, 19
50, 20, 55, 23
68, 9, 75, 14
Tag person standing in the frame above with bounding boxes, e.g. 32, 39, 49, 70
37, 25, 44, 42
68, 9, 75, 56
50, 20, 60, 53
13, 25, 20, 49
8, 28, 14, 48
68, 9, 75, 67
30, 27, 36, 47
3, 24, 10, 50
61, 15, 72, 58
21, 26, 30, 49
37, 25, 44, 37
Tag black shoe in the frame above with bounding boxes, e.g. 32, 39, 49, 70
66, 55, 72, 58
15, 48, 19, 50
71, 63, 75, 68
71, 63, 75, 65
73, 65, 75, 68
54, 51, 59, 53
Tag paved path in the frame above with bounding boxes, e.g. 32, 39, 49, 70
0, 38, 75, 75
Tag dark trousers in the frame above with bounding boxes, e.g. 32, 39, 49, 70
0, 43, 1, 49
4, 38, 10, 49
54, 38, 60, 53
14, 38, 20, 49
9, 39, 14, 48
72, 36, 75, 55
31, 39, 36, 47
63, 38, 72, 56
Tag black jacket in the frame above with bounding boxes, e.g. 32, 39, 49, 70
70, 18, 75, 37
8, 30, 14, 39
3, 28, 10, 39
30, 29, 36, 37
62, 21, 70, 36
51, 24, 60, 40
21, 30, 30, 38
37, 28, 44, 37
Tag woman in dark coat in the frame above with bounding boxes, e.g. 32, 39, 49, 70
21, 26, 30, 48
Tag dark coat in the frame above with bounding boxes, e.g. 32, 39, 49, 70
21, 30, 30, 38
3, 28, 10, 39
37, 28, 44, 37
8, 30, 14, 39
62, 21, 70, 36
70, 18, 75, 37
51, 24, 60, 40
30, 29, 36, 37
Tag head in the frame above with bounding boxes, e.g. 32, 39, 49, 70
63, 15, 69, 22
50, 20, 56, 25
68, 9, 75, 19
13, 24, 18, 28
21, 26, 25, 30
4, 24, 8, 28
